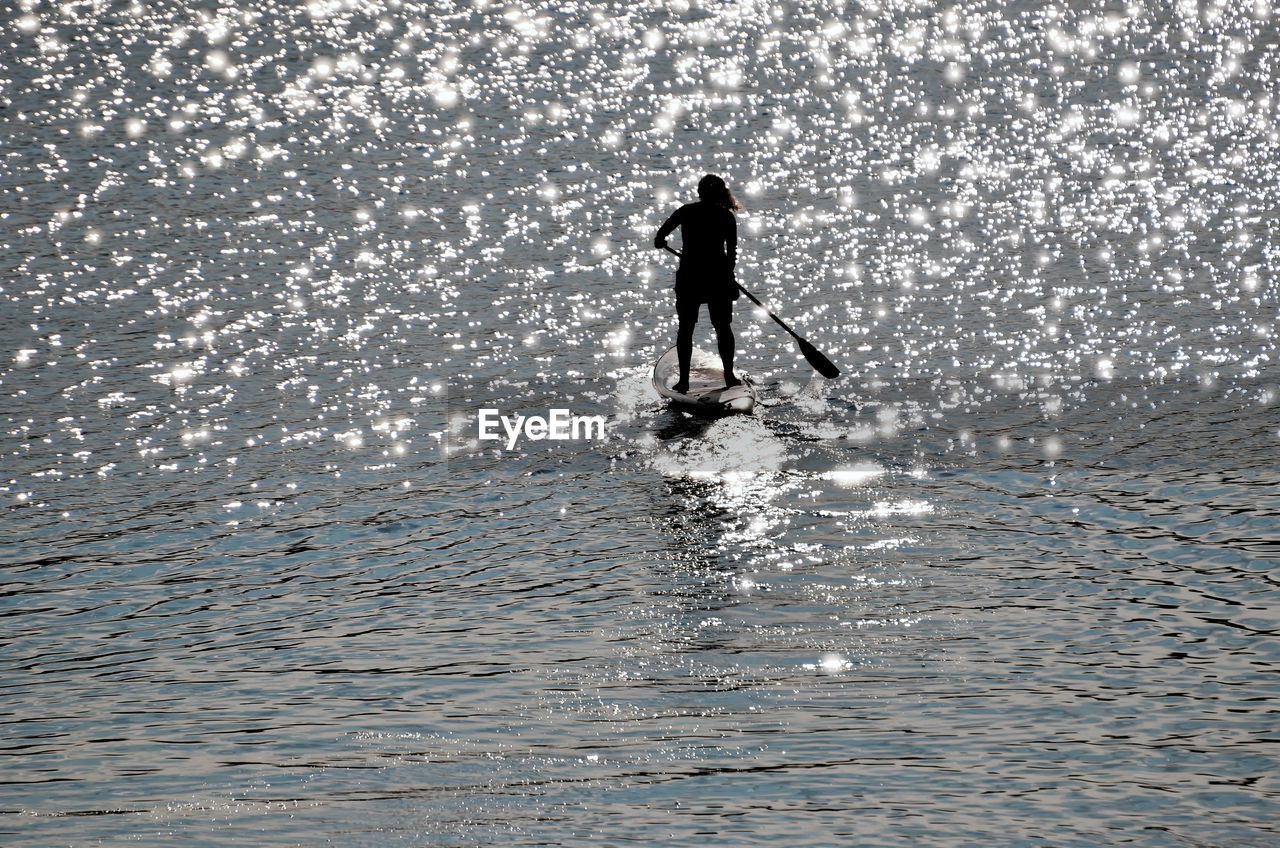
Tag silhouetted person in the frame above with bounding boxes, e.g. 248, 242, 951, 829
654, 174, 743, 393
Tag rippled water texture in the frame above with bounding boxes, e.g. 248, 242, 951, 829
2, 0, 1278, 845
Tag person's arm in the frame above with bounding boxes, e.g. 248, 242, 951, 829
725, 210, 737, 269
654, 207, 682, 250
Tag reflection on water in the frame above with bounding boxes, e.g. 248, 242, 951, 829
2, 0, 1279, 845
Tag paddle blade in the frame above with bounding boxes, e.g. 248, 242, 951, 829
797, 337, 841, 379
735, 281, 839, 379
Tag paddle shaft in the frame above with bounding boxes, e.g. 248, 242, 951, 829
660, 244, 839, 378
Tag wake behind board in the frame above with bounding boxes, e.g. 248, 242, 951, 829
652, 345, 757, 414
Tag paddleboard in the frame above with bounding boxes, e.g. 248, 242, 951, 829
652, 345, 757, 414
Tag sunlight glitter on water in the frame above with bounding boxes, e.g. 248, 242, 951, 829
2, 1, 1279, 846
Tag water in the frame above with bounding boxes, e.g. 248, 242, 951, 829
2, 0, 1278, 845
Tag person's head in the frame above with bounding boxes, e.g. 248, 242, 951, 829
697, 174, 742, 211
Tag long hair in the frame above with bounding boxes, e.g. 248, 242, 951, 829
697, 174, 742, 212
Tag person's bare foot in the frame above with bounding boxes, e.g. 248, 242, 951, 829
671, 380, 689, 394
724, 375, 741, 388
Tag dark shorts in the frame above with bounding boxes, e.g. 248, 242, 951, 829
675, 256, 739, 305
677, 294, 733, 327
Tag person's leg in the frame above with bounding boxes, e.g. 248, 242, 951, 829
674, 296, 700, 393
708, 298, 739, 387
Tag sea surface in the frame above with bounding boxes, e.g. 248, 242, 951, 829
2, 1, 1278, 845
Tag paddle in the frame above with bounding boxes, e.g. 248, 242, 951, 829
662, 245, 840, 379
